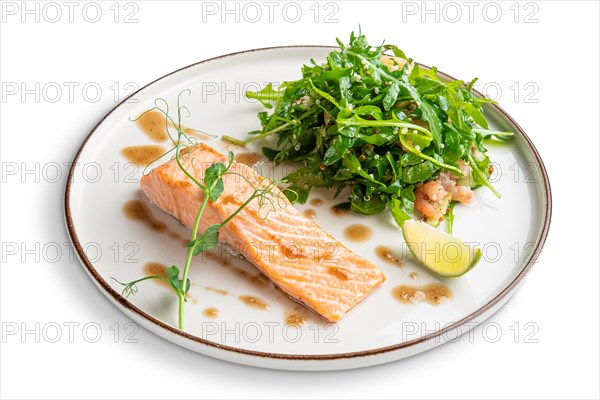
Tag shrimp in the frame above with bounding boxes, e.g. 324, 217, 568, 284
414, 181, 452, 226
414, 160, 473, 225
449, 160, 471, 181
440, 160, 473, 204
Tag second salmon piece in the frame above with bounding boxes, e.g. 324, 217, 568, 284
140, 143, 386, 321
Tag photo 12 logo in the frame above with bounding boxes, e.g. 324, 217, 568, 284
200, 321, 339, 344
200, 1, 340, 23
1, 81, 140, 104
1, 321, 141, 344
400, 1, 540, 23
1, 1, 140, 24
401, 321, 540, 344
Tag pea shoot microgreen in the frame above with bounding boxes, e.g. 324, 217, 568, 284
112, 90, 284, 330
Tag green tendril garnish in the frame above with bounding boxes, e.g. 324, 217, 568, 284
114, 90, 286, 330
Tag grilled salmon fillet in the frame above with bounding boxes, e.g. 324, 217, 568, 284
140, 143, 386, 321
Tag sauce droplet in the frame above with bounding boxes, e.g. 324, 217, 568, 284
234, 152, 264, 165
123, 200, 167, 232
285, 312, 307, 327
280, 243, 303, 260
375, 246, 403, 266
343, 224, 373, 242
238, 295, 270, 310
303, 208, 317, 219
205, 286, 229, 295
168, 231, 188, 246
229, 265, 271, 288
142, 262, 170, 288
392, 283, 451, 305
203, 307, 219, 318
327, 267, 351, 281
250, 273, 270, 288
121, 145, 165, 166
136, 110, 169, 142
409, 272, 418, 279
310, 198, 323, 207
124, 199, 188, 245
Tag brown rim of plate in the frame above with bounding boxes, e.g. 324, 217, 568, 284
64, 45, 552, 362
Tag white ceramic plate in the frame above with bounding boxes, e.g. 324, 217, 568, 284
65, 46, 551, 370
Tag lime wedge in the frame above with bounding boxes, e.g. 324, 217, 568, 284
401, 220, 482, 277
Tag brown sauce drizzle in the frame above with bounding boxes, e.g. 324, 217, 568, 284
205, 250, 272, 288
123, 199, 187, 244
205, 286, 229, 295
203, 307, 219, 318
327, 267, 350, 281
280, 243, 303, 260
142, 262, 170, 288
168, 231, 188, 246
136, 110, 170, 142
121, 145, 165, 166
285, 312, 307, 327
234, 152, 264, 165
343, 224, 373, 242
232, 264, 270, 288
124, 200, 167, 232
249, 273, 270, 288
375, 246, 403, 266
238, 295, 270, 310
303, 208, 317, 219
136, 110, 205, 141
392, 283, 451, 305
310, 198, 323, 207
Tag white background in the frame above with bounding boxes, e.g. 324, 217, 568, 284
1, 1, 598, 399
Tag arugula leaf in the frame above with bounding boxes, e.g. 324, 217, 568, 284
386, 152, 399, 180
463, 102, 488, 129
383, 82, 400, 111
442, 123, 468, 162
389, 198, 410, 226
389, 185, 415, 226
350, 186, 386, 214
246, 83, 282, 108
353, 105, 383, 120
401, 161, 438, 184
342, 152, 385, 186
283, 166, 330, 203
324, 136, 347, 165
285, 184, 310, 204
384, 44, 409, 60
262, 147, 280, 161
445, 202, 457, 233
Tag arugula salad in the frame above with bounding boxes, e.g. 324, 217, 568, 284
224, 31, 512, 229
